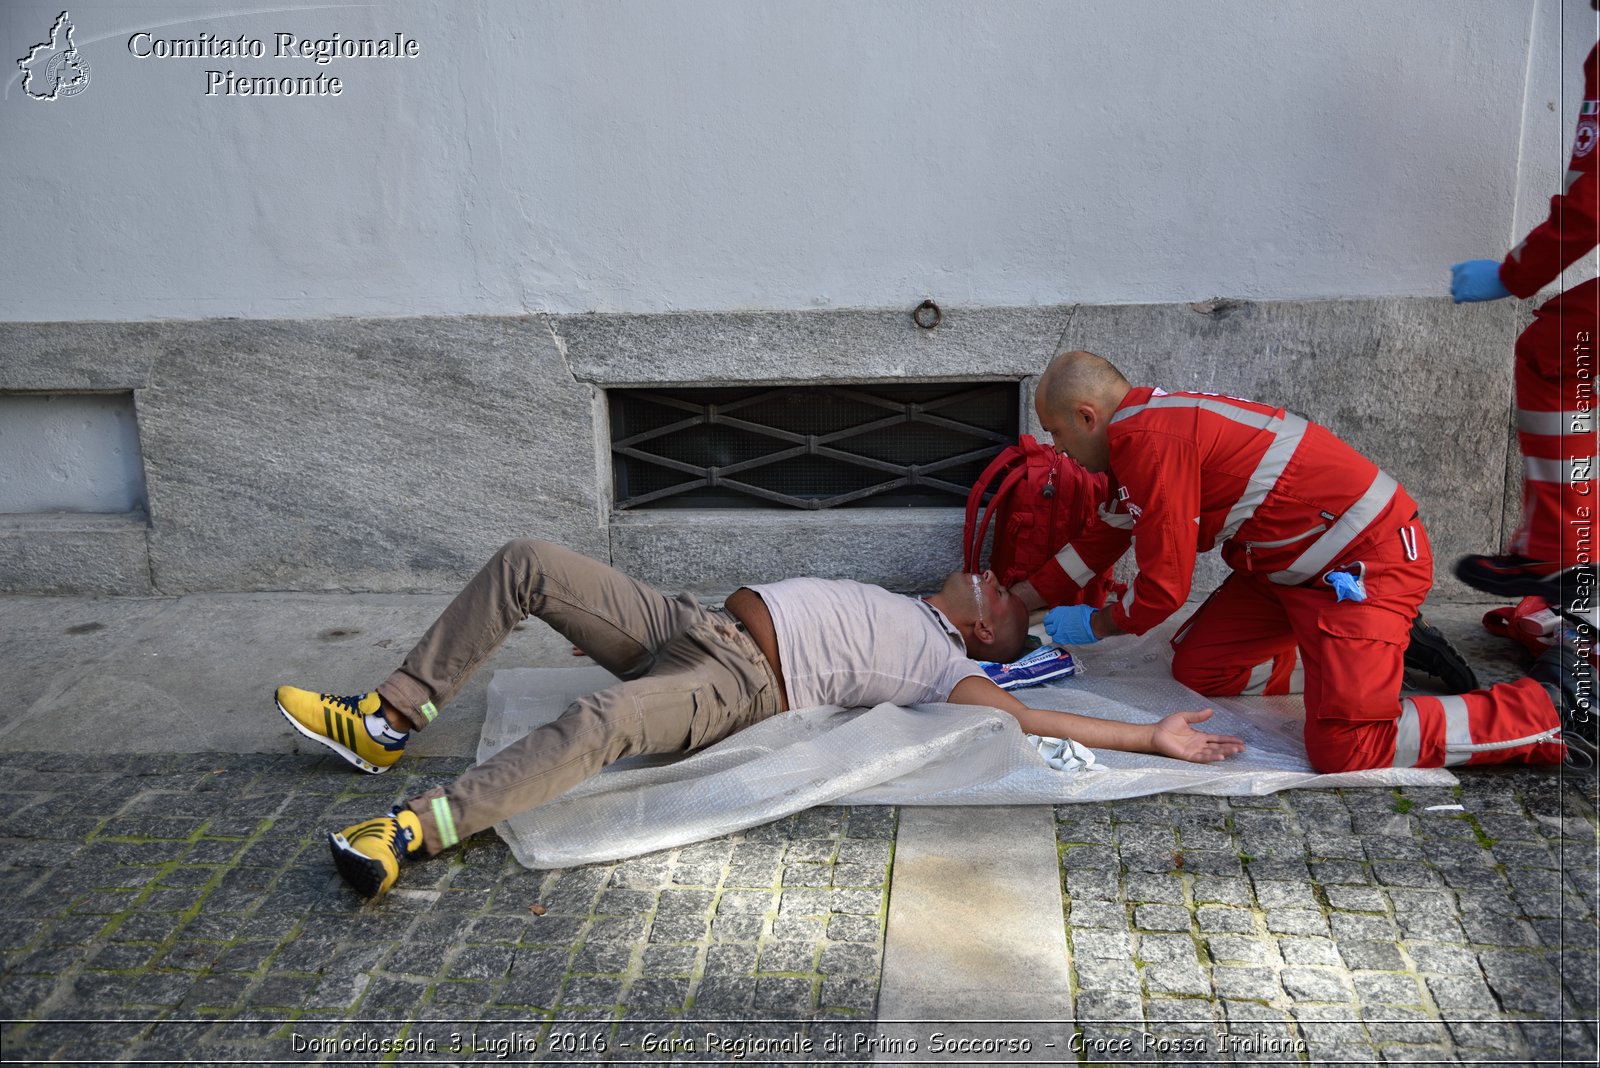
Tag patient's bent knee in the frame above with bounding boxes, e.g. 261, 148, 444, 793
499, 537, 551, 564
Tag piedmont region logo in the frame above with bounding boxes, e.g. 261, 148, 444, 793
18, 11, 90, 100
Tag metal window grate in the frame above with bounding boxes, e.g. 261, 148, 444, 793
609, 382, 1019, 510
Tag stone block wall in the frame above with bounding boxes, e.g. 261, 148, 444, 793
0, 297, 1523, 599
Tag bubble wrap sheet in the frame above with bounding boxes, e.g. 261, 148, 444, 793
479, 623, 1455, 868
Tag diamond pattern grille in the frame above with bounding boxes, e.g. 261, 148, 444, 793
609, 382, 1019, 509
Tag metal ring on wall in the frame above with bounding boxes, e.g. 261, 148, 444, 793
911, 299, 942, 329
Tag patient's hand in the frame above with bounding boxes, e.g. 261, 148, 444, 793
1152, 709, 1245, 763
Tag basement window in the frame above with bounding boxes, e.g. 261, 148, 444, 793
609, 382, 1019, 510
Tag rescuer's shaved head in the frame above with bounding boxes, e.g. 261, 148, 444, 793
1033, 350, 1132, 474
1037, 350, 1130, 415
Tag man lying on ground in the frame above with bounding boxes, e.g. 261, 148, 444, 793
275, 539, 1245, 899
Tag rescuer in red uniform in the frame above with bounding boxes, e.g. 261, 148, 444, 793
1011, 351, 1592, 772
1450, 31, 1598, 634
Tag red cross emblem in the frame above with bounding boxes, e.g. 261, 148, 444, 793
1576, 118, 1597, 158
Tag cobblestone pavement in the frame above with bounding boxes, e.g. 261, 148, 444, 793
1057, 775, 1599, 1066
5, 753, 1595, 1068
0, 752, 893, 1065
1047, 616, 1600, 1067
3, 605, 1600, 1065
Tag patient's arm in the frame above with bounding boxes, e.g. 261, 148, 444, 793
944, 676, 1245, 764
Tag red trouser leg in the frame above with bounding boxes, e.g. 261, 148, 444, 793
1508, 282, 1599, 568
1170, 574, 1302, 696
1293, 522, 1563, 770
1172, 520, 1565, 770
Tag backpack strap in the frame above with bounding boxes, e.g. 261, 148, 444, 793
968, 463, 1030, 574
963, 446, 1026, 571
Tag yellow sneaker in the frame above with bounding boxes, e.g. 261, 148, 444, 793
275, 686, 407, 774
329, 807, 424, 899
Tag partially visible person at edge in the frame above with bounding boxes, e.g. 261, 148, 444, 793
1009, 350, 1593, 775
274, 539, 1245, 899
1449, 8, 1599, 633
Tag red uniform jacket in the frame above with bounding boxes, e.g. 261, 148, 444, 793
1026, 388, 1415, 636
1499, 42, 1599, 301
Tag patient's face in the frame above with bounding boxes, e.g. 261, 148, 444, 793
954, 570, 1029, 661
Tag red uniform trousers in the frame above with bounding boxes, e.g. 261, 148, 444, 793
1507, 279, 1599, 570
1169, 516, 1565, 772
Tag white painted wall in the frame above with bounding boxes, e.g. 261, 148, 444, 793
1, 0, 1594, 321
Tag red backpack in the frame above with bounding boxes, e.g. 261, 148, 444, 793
963, 435, 1116, 607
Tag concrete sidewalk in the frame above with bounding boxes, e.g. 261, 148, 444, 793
0, 593, 1596, 1064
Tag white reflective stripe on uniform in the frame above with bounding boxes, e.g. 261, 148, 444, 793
1525, 455, 1600, 483
1392, 699, 1422, 768
1056, 544, 1098, 587
1097, 505, 1135, 530
1286, 659, 1305, 694
1217, 412, 1310, 542
1438, 691, 1563, 754
1111, 394, 1283, 431
1241, 659, 1276, 696
1121, 585, 1136, 613
1517, 408, 1594, 436
1270, 470, 1400, 586
1439, 695, 1475, 767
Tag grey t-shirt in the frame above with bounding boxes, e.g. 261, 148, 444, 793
746, 577, 987, 710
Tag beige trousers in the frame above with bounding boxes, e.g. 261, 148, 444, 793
377, 539, 783, 854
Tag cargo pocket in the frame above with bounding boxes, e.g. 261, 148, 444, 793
1312, 604, 1411, 721
686, 681, 752, 751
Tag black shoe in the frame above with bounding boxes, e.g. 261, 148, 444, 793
1455, 554, 1596, 608
1404, 613, 1479, 693
1529, 643, 1597, 768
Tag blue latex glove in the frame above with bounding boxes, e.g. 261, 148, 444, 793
1044, 604, 1099, 645
1450, 259, 1511, 303
1326, 571, 1367, 603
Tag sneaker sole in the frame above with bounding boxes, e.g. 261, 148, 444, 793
329, 832, 392, 898
1455, 560, 1597, 607
276, 700, 392, 775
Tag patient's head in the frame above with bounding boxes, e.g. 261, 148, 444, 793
934, 569, 1030, 663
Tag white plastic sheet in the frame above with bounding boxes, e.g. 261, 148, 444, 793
478, 621, 1454, 868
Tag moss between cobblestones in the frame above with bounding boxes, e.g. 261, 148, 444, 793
5, 807, 281, 1047
1463, 811, 1498, 849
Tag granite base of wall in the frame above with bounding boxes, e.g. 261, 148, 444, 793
1, 297, 1524, 599
0, 514, 152, 596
